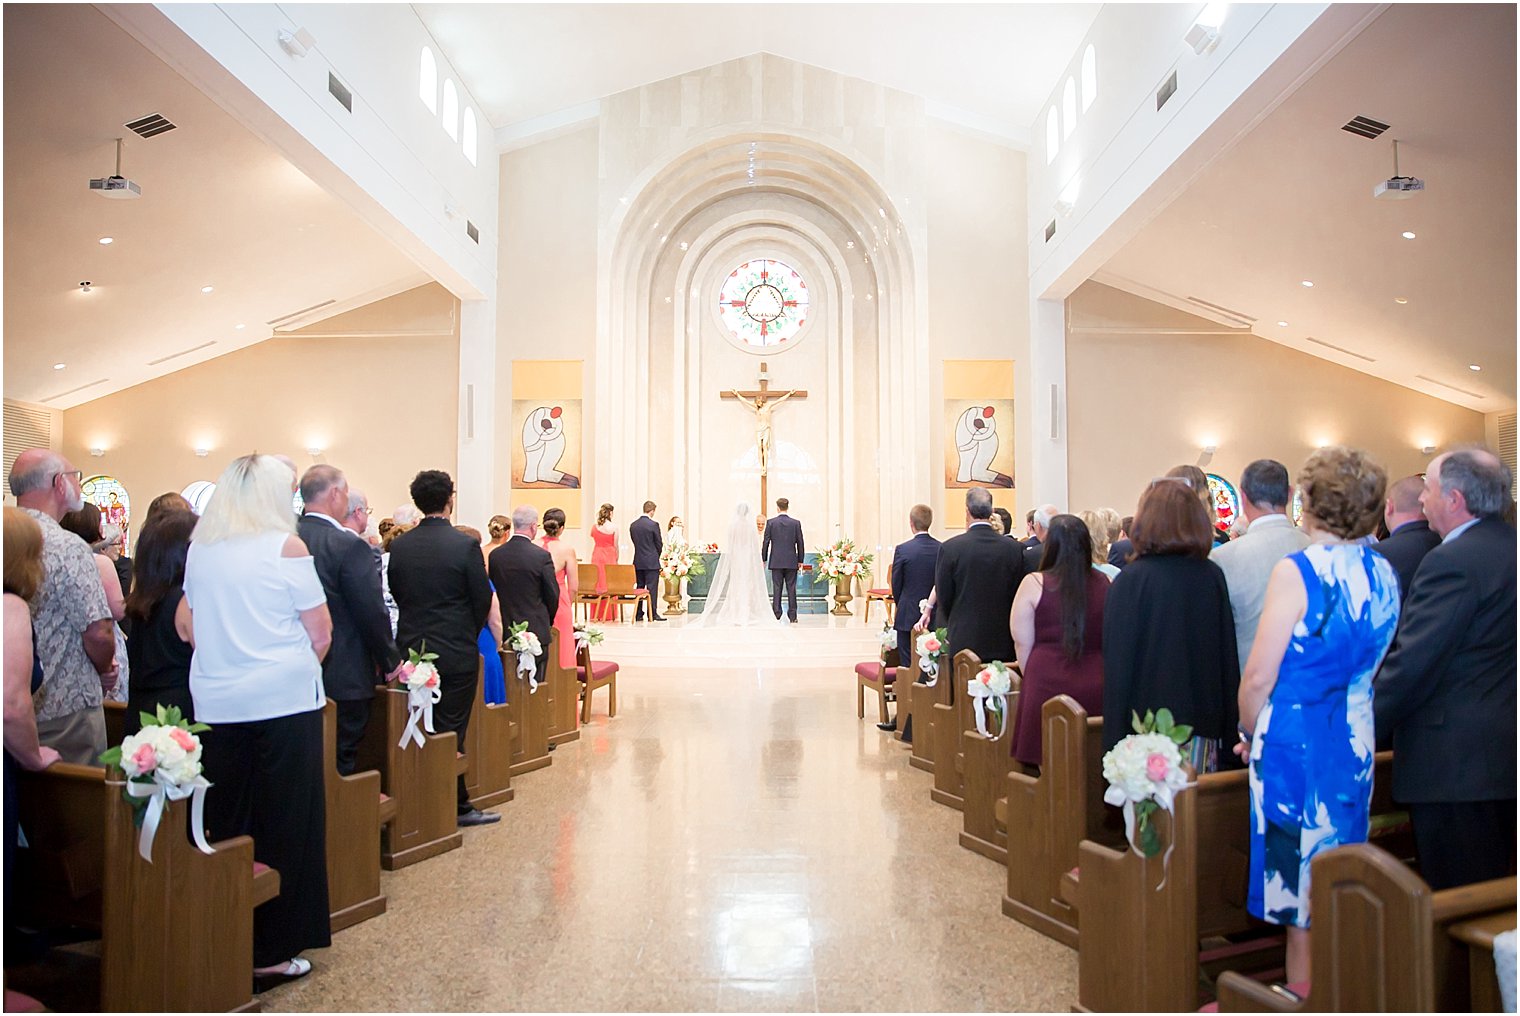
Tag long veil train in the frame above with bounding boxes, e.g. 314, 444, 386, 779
688, 502, 785, 630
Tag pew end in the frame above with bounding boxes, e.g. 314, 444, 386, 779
358, 684, 463, 871
928, 650, 981, 809
321, 698, 388, 933
545, 629, 583, 747
464, 658, 515, 811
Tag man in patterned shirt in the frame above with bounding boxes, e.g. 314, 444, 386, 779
9, 449, 117, 763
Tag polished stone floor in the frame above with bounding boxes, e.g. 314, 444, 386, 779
267, 616, 1077, 1012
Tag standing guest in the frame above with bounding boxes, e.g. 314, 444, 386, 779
297, 467, 402, 777
935, 488, 1027, 666
483, 515, 512, 563
61, 502, 131, 703
379, 520, 409, 636
991, 507, 1015, 540
490, 507, 560, 740
7, 450, 116, 764
630, 501, 665, 622
1021, 509, 1039, 549
1167, 464, 1230, 545
4, 508, 62, 932
1235, 446, 1398, 984
1372, 474, 1442, 603
879, 504, 941, 733
1009, 515, 1109, 768
1102, 478, 1239, 766
388, 470, 497, 827
667, 515, 687, 546
121, 510, 197, 736
589, 504, 620, 623
143, 490, 193, 527
456, 526, 506, 706
101, 524, 132, 599
1108, 515, 1135, 570
1375, 448, 1517, 890
339, 487, 373, 540
392, 504, 423, 528
177, 454, 333, 990
988, 512, 1006, 535
539, 508, 579, 670
1078, 509, 1121, 580
1022, 504, 1060, 572
1210, 459, 1311, 670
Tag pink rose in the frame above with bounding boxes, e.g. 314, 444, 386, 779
924, 637, 941, 653
168, 728, 196, 752
424, 674, 439, 689
977, 670, 992, 686
1145, 753, 1170, 782
399, 662, 417, 678
131, 743, 158, 773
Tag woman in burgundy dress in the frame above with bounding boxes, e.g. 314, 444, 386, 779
589, 503, 619, 623
1007, 514, 1109, 769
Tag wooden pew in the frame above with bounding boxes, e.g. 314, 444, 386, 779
929, 649, 982, 809
856, 646, 899, 724
1214, 843, 1517, 1012
322, 698, 389, 932
355, 684, 463, 870
545, 629, 582, 747
102, 700, 126, 748
14, 763, 278, 1012
894, 636, 920, 746
502, 649, 552, 777
463, 657, 515, 810
907, 645, 952, 772
957, 668, 1026, 861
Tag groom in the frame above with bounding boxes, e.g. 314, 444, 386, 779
761, 497, 805, 622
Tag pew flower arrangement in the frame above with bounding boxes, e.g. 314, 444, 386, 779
573, 622, 605, 652
1102, 708, 1193, 858
659, 542, 706, 580
915, 626, 949, 683
966, 660, 1015, 738
397, 644, 442, 748
507, 621, 544, 693
98, 704, 215, 863
815, 538, 874, 588
879, 626, 900, 654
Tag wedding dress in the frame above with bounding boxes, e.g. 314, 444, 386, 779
689, 502, 785, 630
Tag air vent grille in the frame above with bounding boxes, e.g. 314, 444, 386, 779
147, 341, 216, 366
1186, 296, 1255, 326
41, 379, 110, 404
1304, 336, 1375, 363
267, 299, 337, 328
1156, 71, 1178, 111
328, 73, 353, 113
1498, 412, 1517, 498
466, 221, 479, 244
1044, 219, 1056, 243
4, 400, 53, 488
1340, 115, 1390, 140
125, 112, 177, 139
1414, 374, 1483, 399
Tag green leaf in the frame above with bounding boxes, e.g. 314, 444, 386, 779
1131, 710, 1145, 735
138, 711, 158, 729
187, 722, 212, 734
1138, 812, 1161, 858
1142, 709, 1155, 731
1171, 724, 1193, 745
1155, 708, 1174, 735
98, 746, 123, 766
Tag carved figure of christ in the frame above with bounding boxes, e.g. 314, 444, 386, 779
721, 362, 808, 508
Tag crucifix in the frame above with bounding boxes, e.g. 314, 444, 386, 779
721, 361, 808, 509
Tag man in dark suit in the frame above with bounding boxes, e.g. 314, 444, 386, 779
488, 506, 560, 699
879, 504, 941, 732
1108, 515, 1135, 570
1372, 474, 1442, 603
762, 497, 806, 622
1375, 449, 1516, 890
1022, 503, 1059, 572
298, 466, 402, 776
387, 470, 498, 827
937, 487, 1026, 665
630, 500, 664, 621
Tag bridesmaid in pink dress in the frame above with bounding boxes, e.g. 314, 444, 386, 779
539, 508, 578, 670
589, 503, 619, 623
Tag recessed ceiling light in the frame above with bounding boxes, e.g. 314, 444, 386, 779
78, 281, 93, 293
1277, 321, 1288, 327
98, 237, 113, 245
1401, 231, 1417, 240
1394, 297, 1408, 304
1469, 364, 1482, 372
200, 286, 214, 294
1301, 280, 1314, 288
235, 323, 245, 330
52, 363, 65, 370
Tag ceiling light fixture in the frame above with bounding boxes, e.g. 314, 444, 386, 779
1301, 280, 1314, 288
1394, 297, 1408, 304
1401, 231, 1417, 239
200, 286, 214, 294
1184, 2, 1228, 55
98, 237, 114, 245
1277, 321, 1288, 327
78, 281, 93, 293
1469, 364, 1482, 372
53, 363, 66, 370
235, 323, 246, 330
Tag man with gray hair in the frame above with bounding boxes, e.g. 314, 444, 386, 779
7, 449, 117, 763
1375, 447, 1516, 890
488, 505, 560, 703
934, 487, 1027, 667
392, 504, 423, 528
1209, 459, 1310, 669
1022, 502, 1060, 572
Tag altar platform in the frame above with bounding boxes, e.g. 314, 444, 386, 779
684, 552, 833, 615
591, 612, 883, 671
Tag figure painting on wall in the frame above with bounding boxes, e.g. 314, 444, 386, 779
945, 401, 1014, 488
513, 400, 582, 489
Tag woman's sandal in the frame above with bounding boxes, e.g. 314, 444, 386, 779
253, 956, 312, 993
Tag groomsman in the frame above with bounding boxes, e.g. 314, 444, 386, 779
936, 488, 1025, 664
489, 506, 560, 703
762, 498, 806, 622
630, 501, 665, 621
880, 504, 940, 733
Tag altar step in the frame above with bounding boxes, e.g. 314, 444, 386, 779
591, 613, 888, 670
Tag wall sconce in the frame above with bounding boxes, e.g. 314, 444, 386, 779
1420, 444, 1437, 456
194, 446, 210, 458
306, 446, 324, 457
89, 447, 104, 458
1202, 444, 1218, 455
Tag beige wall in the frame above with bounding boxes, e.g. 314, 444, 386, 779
61, 285, 459, 535
1067, 282, 1486, 515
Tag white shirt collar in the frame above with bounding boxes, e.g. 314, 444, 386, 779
1245, 513, 1290, 532
969, 520, 991, 528
305, 511, 347, 531
1442, 517, 1481, 544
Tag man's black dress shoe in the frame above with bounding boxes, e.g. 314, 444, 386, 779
652, 615, 667, 621
876, 721, 897, 732
457, 808, 501, 827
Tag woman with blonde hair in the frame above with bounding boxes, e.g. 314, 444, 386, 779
177, 454, 333, 991
1078, 509, 1121, 580
589, 502, 618, 622
484, 514, 512, 562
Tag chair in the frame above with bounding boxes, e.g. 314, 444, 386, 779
862, 556, 895, 625
577, 643, 618, 723
604, 563, 652, 621
855, 645, 899, 723
575, 563, 603, 623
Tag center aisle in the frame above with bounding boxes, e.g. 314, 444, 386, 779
267, 616, 1077, 1012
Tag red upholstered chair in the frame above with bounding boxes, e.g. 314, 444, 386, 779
862, 554, 896, 625
856, 643, 900, 723
577, 643, 618, 723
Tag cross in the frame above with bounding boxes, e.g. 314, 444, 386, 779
721, 362, 808, 509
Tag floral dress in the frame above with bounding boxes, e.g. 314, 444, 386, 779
1247, 543, 1400, 927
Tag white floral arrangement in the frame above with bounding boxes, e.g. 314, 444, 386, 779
396, 644, 442, 749
99, 704, 214, 862
507, 620, 544, 693
815, 538, 874, 587
1101, 709, 1193, 857
659, 542, 707, 580
965, 660, 1016, 739
914, 626, 949, 683
573, 622, 605, 652
879, 626, 900, 654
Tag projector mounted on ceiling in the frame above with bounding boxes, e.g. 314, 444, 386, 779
89, 139, 141, 200
1373, 139, 1424, 201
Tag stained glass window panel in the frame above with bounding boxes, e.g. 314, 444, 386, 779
1205, 473, 1241, 533
82, 475, 131, 543
717, 259, 810, 348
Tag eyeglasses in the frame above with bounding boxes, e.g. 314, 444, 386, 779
53, 469, 82, 484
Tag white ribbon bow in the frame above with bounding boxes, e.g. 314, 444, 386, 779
919, 655, 939, 686
965, 683, 1009, 739
399, 682, 441, 749
516, 650, 540, 693
125, 775, 214, 863
1104, 781, 1195, 889
574, 631, 590, 653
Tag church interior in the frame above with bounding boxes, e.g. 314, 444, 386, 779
3, 3, 1516, 1013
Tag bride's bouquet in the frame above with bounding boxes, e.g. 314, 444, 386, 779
815, 537, 873, 588
660, 542, 706, 580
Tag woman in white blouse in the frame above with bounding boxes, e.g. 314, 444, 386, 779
176, 454, 333, 991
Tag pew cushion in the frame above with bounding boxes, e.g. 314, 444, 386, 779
577, 662, 619, 683
854, 663, 898, 684
4, 989, 46, 1012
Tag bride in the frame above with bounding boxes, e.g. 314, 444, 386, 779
689, 502, 785, 629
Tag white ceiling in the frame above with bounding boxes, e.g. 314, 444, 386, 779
2, 4, 430, 409
1100, 3, 1516, 413
415, 3, 1102, 138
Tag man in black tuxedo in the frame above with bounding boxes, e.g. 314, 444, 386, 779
387, 470, 498, 826
879, 504, 941, 732
488, 506, 560, 699
1022, 503, 1059, 572
1372, 474, 1442, 603
298, 467, 402, 776
762, 498, 806, 622
629, 501, 664, 622
936, 488, 1026, 665
1375, 449, 1516, 890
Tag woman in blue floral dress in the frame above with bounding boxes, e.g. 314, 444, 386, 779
1235, 446, 1401, 985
